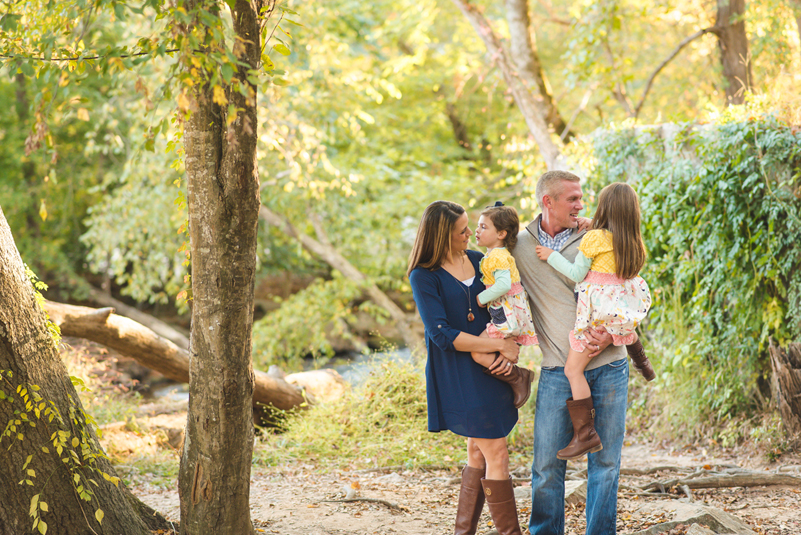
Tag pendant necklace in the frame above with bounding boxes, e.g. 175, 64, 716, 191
459, 253, 475, 322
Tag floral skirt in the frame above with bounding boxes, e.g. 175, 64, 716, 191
570, 271, 651, 352
486, 282, 539, 346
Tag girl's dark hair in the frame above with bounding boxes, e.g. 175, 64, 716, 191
406, 201, 466, 277
479, 205, 520, 251
592, 182, 647, 279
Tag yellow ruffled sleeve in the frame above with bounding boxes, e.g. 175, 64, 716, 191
479, 248, 513, 286
578, 229, 613, 259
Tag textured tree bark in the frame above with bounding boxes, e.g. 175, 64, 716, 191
177, 0, 262, 533
769, 341, 801, 444
715, 0, 753, 105
450, 0, 563, 170
43, 301, 307, 410
0, 209, 170, 535
259, 206, 423, 351
504, 0, 572, 139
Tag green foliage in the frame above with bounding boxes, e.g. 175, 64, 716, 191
252, 277, 368, 369
0, 370, 118, 533
25, 265, 61, 346
589, 108, 801, 430
255, 354, 538, 470
255, 357, 465, 469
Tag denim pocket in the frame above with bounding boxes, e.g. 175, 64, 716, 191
608, 358, 628, 369
541, 365, 560, 372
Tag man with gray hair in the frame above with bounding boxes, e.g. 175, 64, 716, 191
514, 170, 629, 535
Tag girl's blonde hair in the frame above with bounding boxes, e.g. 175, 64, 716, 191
406, 201, 466, 277
592, 183, 647, 280
480, 204, 519, 251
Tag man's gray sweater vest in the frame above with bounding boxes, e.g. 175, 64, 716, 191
513, 215, 625, 369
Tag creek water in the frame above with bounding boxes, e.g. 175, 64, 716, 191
147, 347, 413, 402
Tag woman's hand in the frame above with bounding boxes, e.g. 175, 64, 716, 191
497, 338, 520, 364
535, 245, 553, 261
477, 295, 487, 308
488, 355, 516, 375
577, 217, 593, 232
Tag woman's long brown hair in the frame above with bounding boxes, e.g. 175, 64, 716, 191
591, 183, 647, 280
406, 201, 466, 277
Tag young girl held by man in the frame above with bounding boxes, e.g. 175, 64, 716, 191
536, 183, 655, 460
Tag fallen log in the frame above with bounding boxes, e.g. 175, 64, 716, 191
44, 300, 309, 411
640, 472, 801, 492
87, 286, 190, 349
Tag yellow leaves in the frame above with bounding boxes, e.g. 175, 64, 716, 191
213, 85, 228, 106
177, 92, 192, 112
38, 200, 47, 221
108, 57, 125, 72
77, 108, 89, 121
95, 509, 104, 525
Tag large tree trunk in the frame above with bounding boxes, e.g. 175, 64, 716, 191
769, 341, 801, 444
177, 0, 262, 533
43, 301, 308, 410
0, 208, 170, 535
504, 0, 572, 139
450, 0, 563, 169
715, 0, 753, 105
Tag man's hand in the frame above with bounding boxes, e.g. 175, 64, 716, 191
584, 327, 612, 359
577, 217, 593, 232
535, 245, 553, 261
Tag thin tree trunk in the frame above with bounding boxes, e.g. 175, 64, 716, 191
0, 208, 170, 535
43, 301, 307, 410
716, 0, 753, 105
450, 0, 563, 170
504, 0, 572, 139
259, 206, 422, 351
178, 0, 262, 532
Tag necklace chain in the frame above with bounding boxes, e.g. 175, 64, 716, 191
457, 253, 474, 322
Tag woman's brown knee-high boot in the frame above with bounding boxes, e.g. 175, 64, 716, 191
454, 466, 485, 535
480, 477, 522, 535
556, 397, 603, 460
483, 355, 534, 408
626, 339, 656, 381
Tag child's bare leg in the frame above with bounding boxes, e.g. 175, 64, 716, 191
564, 347, 593, 400
471, 331, 497, 368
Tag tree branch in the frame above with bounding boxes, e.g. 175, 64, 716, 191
450, 0, 563, 169
259, 206, 422, 350
504, 0, 573, 140
633, 27, 719, 118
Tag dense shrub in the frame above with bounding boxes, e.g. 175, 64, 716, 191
589, 112, 801, 430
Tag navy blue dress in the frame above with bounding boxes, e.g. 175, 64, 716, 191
409, 249, 518, 439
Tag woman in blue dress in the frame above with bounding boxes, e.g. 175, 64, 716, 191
407, 201, 524, 535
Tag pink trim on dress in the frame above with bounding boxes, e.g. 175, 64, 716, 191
515, 334, 539, 346
486, 323, 505, 339
610, 332, 637, 346
569, 330, 588, 352
584, 271, 627, 285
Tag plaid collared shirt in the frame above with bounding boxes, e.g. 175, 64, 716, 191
538, 220, 573, 252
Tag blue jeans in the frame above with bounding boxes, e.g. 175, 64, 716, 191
528, 359, 629, 535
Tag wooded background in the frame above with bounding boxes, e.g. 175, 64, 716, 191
1, 0, 800, 533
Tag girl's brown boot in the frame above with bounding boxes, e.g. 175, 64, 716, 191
556, 397, 603, 460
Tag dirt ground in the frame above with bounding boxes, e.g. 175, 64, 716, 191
120, 421, 801, 535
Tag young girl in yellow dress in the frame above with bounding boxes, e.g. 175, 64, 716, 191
472, 202, 538, 408
536, 183, 654, 460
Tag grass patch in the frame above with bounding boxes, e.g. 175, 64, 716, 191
255, 348, 539, 471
